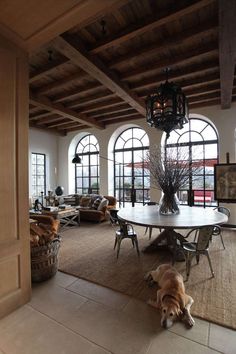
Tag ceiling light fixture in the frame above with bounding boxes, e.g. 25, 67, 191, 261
146, 68, 188, 139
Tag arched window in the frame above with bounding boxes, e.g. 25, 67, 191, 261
114, 127, 149, 206
165, 118, 219, 207
75, 134, 99, 194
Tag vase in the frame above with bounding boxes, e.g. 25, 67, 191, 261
159, 193, 179, 215
55, 186, 64, 196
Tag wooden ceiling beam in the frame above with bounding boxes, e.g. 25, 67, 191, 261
52, 82, 103, 103
29, 93, 104, 129
35, 71, 88, 95
29, 111, 55, 120
87, 104, 131, 118
120, 44, 218, 80
29, 122, 65, 136
66, 91, 115, 109
51, 35, 146, 116
36, 115, 63, 125
89, 0, 215, 54
131, 60, 219, 91
109, 21, 218, 69
81, 98, 124, 114
219, 0, 236, 108
29, 58, 69, 83
102, 114, 143, 126
27, 0, 129, 51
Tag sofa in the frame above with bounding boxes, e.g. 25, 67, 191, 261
63, 194, 117, 222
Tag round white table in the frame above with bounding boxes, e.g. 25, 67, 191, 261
117, 205, 228, 229
118, 205, 228, 259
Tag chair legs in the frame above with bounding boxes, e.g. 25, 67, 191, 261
184, 250, 214, 281
114, 235, 139, 258
219, 232, 225, 249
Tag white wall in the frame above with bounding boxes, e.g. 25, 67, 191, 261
29, 128, 58, 197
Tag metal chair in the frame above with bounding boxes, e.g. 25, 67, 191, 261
114, 217, 139, 258
176, 226, 215, 281
212, 206, 230, 249
143, 202, 160, 239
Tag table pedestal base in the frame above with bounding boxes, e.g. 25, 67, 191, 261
143, 229, 186, 262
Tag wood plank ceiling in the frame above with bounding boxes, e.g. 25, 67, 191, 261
7, 0, 236, 135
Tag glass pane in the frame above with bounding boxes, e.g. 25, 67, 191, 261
133, 128, 145, 140
124, 177, 132, 188
115, 152, 123, 164
76, 166, 82, 176
178, 132, 190, 143
202, 125, 217, 141
115, 137, 125, 149
141, 133, 149, 146
124, 165, 132, 175
32, 165, 36, 174
82, 166, 89, 176
190, 131, 202, 142
136, 189, 143, 202
177, 190, 188, 204
89, 135, 98, 146
89, 144, 97, 152
134, 177, 143, 188
205, 175, 214, 189
37, 155, 44, 164
123, 151, 132, 164
192, 176, 204, 189
37, 165, 44, 174
132, 138, 142, 148
205, 144, 217, 158
167, 130, 180, 144
190, 119, 207, 132
31, 154, 36, 163
192, 145, 203, 159
120, 129, 132, 142
91, 178, 99, 189
82, 155, 89, 165
90, 154, 98, 165
90, 166, 98, 176
83, 178, 89, 187
124, 139, 133, 149
76, 178, 82, 187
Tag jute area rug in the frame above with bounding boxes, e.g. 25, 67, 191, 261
58, 221, 236, 330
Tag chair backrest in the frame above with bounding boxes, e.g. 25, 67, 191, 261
216, 206, 230, 217
117, 217, 133, 236
196, 226, 214, 251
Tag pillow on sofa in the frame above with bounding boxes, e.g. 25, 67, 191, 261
80, 196, 91, 208
97, 197, 108, 211
92, 198, 101, 210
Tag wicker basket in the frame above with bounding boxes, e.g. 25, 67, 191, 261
31, 237, 61, 283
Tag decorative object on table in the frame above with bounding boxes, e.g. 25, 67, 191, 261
55, 185, 64, 196
34, 199, 43, 211
214, 163, 236, 202
145, 146, 202, 215
45, 190, 57, 206
30, 215, 61, 282
146, 68, 188, 138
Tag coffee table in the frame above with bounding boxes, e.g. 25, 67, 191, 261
31, 208, 80, 230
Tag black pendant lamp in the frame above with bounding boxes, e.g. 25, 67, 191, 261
146, 68, 188, 138
72, 153, 82, 164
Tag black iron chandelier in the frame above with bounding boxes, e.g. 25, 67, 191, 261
146, 68, 188, 138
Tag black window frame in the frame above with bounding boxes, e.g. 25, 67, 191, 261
31, 152, 46, 197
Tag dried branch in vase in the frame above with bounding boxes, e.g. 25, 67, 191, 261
144, 146, 203, 214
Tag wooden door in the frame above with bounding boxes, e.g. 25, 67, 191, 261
0, 35, 31, 318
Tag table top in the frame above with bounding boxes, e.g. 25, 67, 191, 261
117, 205, 228, 229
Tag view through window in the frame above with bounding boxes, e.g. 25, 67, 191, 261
75, 134, 99, 194
31, 153, 46, 197
165, 118, 219, 207
113, 127, 150, 206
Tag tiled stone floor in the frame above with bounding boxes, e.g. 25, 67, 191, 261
0, 271, 235, 354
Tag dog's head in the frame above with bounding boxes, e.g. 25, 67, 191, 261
160, 295, 183, 329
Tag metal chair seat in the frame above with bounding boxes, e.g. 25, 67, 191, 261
114, 218, 139, 258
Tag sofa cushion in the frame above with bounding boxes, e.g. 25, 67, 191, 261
97, 197, 108, 211
80, 196, 91, 207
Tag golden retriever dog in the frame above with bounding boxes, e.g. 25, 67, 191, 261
145, 264, 195, 329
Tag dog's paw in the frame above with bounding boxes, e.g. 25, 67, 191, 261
183, 312, 195, 328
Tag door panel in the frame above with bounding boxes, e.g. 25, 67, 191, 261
0, 35, 31, 319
